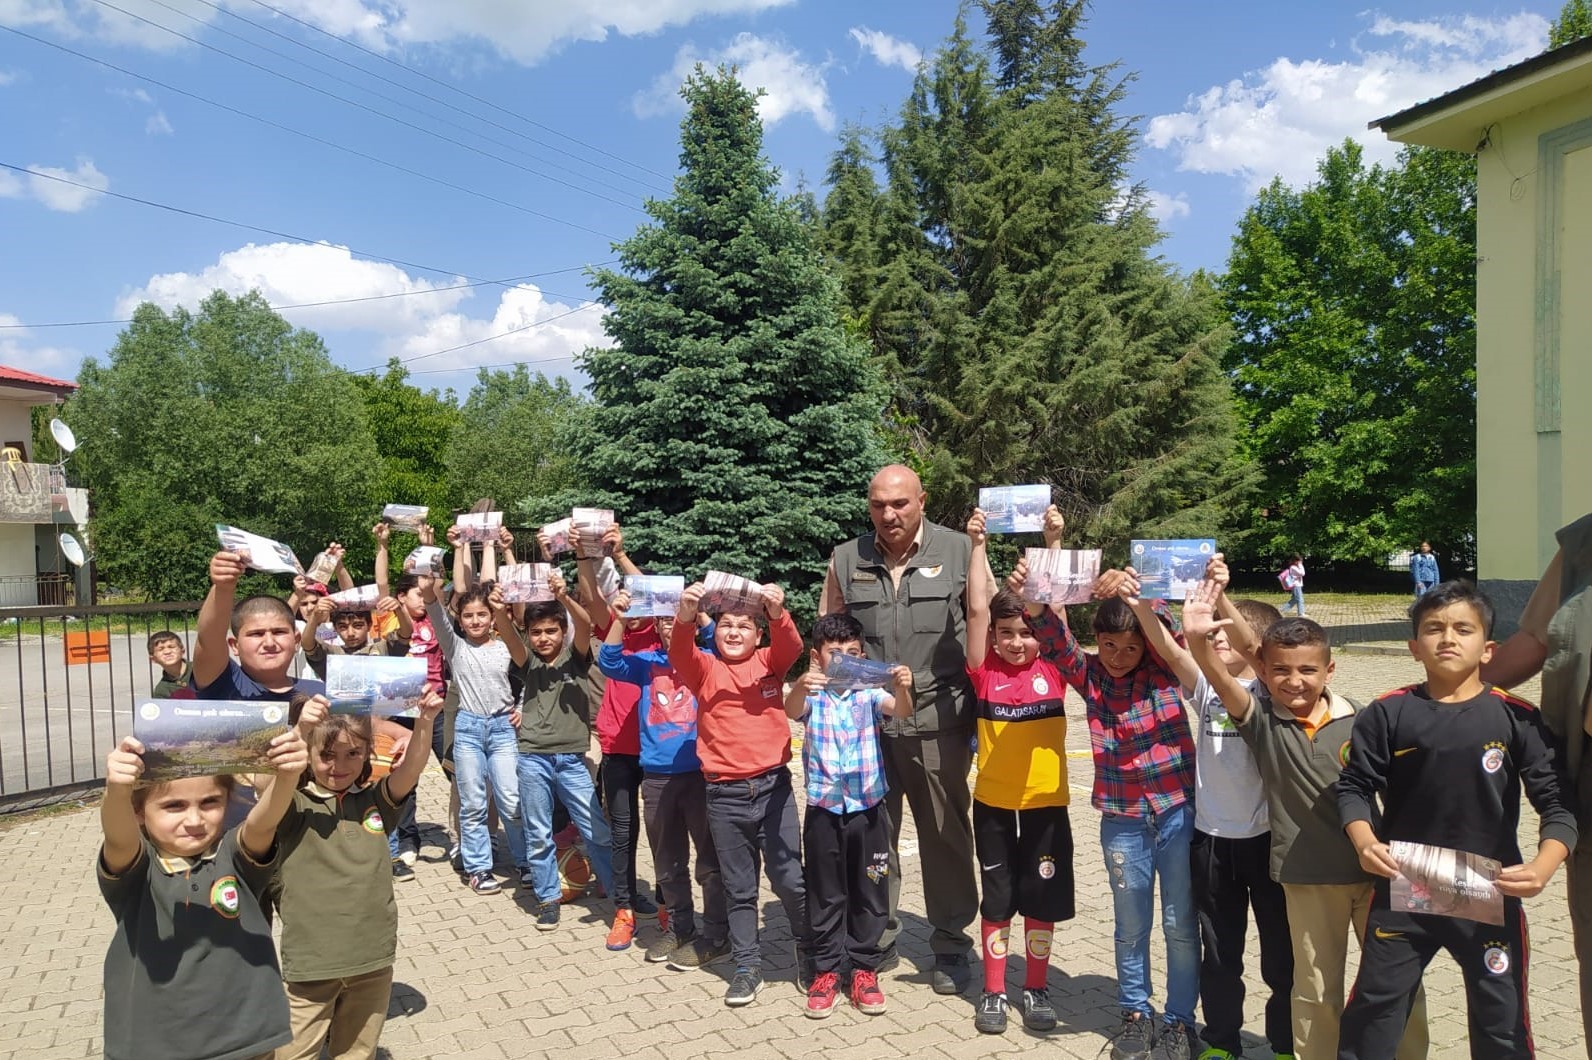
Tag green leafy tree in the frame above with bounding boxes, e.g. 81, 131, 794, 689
1221, 141, 1477, 565
541, 67, 888, 625
446, 365, 588, 525
1550, 0, 1592, 47
822, 0, 1248, 552
61, 291, 378, 600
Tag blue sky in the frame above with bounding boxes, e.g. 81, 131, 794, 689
0, 0, 1555, 397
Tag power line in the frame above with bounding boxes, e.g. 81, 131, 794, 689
360, 301, 603, 374
407, 351, 587, 377
0, 160, 610, 286
4, 27, 628, 240
180, 0, 670, 197
0, 263, 617, 329
85, 0, 647, 213
239, 0, 672, 183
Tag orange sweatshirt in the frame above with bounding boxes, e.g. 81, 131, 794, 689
668, 610, 803, 781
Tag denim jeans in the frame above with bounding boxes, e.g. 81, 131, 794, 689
1100, 802, 1199, 1025
705, 767, 810, 971
1289, 585, 1306, 615
519, 752, 616, 905
453, 711, 525, 875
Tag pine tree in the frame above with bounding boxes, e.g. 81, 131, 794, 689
540, 67, 888, 623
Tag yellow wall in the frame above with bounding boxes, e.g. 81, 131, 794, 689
1475, 94, 1592, 580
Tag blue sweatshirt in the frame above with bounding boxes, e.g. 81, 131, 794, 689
597, 640, 709, 774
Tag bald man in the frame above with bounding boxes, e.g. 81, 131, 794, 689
820, 465, 978, 994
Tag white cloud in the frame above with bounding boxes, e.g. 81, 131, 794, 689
1145, 190, 1191, 223
1145, 12, 1548, 190
0, 313, 82, 379
635, 33, 835, 131
0, 69, 18, 85
114, 242, 608, 385
145, 111, 173, 135
0, 158, 109, 212
0, 0, 795, 64
848, 26, 921, 72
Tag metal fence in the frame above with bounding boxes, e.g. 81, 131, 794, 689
0, 601, 202, 811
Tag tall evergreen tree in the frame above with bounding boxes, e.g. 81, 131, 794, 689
821, 0, 1248, 549
541, 67, 887, 623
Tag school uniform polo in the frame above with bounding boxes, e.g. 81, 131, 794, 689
98, 830, 289, 1060
1235, 687, 1367, 885
274, 779, 401, 982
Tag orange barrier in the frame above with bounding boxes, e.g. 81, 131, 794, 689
64, 630, 110, 665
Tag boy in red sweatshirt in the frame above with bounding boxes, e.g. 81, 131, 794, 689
669, 578, 813, 1007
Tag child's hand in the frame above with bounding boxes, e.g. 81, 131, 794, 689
212, 550, 249, 587
547, 569, 568, 600
1093, 568, 1134, 601
1180, 579, 1231, 639
1355, 838, 1400, 879
966, 507, 987, 547
372, 522, 390, 547
792, 666, 828, 696
487, 585, 508, 614
1006, 555, 1028, 596
374, 595, 400, 616
445, 525, 462, 547
296, 695, 330, 735
497, 526, 515, 553
417, 523, 435, 546
105, 736, 146, 787
266, 729, 308, 778
604, 524, 625, 558
536, 531, 554, 561
569, 524, 586, 556
292, 573, 308, 594
1115, 566, 1143, 602
310, 597, 334, 625
419, 575, 439, 603
761, 583, 786, 618
1041, 504, 1065, 546
417, 689, 444, 725
678, 582, 705, 622
326, 542, 346, 565
1203, 552, 1230, 589
609, 589, 632, 616
889, 664, 914, 695
1497, 858, 1558, 898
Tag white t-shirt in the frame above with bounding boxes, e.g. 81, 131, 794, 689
1190, 674, 1269, 838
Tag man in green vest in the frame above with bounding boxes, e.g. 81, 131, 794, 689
820, 464, 979, 995
1484, 511, 1592, 1057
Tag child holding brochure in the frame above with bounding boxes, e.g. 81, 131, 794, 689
1336, 582, 1577, 1060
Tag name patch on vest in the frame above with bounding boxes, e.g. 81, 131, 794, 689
850, 571, 879, 582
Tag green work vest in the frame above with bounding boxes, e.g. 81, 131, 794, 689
1542, 512, 1592, 820
831, 520, 972, 735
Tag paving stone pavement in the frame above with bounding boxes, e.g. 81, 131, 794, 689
0, 653, 1582, 1059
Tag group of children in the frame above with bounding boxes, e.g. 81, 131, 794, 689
117, 506, 1574, 1060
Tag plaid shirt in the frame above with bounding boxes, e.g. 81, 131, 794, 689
800, 687, 891, 814
1035, 607, 1195, 817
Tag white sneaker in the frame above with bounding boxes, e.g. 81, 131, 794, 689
399, 850, 418, 867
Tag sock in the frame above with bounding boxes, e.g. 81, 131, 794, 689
1023, 918, 1054, 989
981, 918, 1011, 994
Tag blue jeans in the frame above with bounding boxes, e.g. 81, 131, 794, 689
1289, 585, 1306, 615
453, 711, 525, 875
1100, 802, 1199, 1025
519, 752, 616, 905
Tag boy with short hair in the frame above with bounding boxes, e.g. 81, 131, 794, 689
194, 550, 326, 702
669, 578, 813, 1008
1184, 560, 1293, 1060
148, 630, 192, 698
1337, 581, 1577, 1060
783, 612, 913, 1019
516, 570, 618, 934
1181, 581, 1429, 1060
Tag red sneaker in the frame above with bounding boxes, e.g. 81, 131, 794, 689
605, 908, 635, 951
850, 970, 886, 1015
805, 971, 841, 1019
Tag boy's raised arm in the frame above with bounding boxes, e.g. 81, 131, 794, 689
1118, 569, 1202, 691
1182, 579, 1255, 719
487, 586, 529, 668
449, 525, 471, 598
607, 524, 641, 578
965, 509, 991, 670
763, 585, 804, 673
550, 569, 593, 656
239, 728, 309, 860
668, 583, 711, 690
372, 522, 391, 598
194, 550, 248, 689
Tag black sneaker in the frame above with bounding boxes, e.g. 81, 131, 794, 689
1021, 987, 1057, 1031
518, 868, 534, 888
931, 953, 971, 995
724, 967, 763, 1007
448, 844, 464, 875
667, 936, 730, 971
533, 901, 560, 931
1108, 1011, 1156, 1060
467, 871, 500, 894
1155, 1021, 1198, 1060
391, 859, 415, 884
876, 942, 900, 973
974, 990, 1009, 1034
644, 926, 685, 964
631, 890, 659, 920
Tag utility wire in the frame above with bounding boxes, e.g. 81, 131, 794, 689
4, 27, 628, 241
182, 0, 670, 196
84, 0, 646, 213
363, 302, 603, 373
239, 0, 672, 183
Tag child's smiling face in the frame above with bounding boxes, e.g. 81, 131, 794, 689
311, 730, 369, 792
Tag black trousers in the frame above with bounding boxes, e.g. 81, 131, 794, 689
1339, 883, 1533, 1060
1190, 829, 1293, 1055
879, 729, 978, 957
641, 771, 726, 942
803, 802, 890, 975
600, 752, 644, 908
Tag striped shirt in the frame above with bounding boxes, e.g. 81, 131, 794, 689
1036, 610, 1195, 818
800, 687, 891, 814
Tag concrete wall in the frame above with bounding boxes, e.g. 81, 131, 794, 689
0, 400, 35, 459
1475, 95, 1592, 589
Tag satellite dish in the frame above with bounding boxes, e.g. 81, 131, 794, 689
59, 532, 87, 567
49, 418, 77, 456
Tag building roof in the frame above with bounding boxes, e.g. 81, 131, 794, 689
0, 365, 78, 400
1370, 36, 1592, 151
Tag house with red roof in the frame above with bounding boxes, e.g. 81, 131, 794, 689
0, 365, 87, 606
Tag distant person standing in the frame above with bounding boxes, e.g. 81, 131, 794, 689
1483, 512, 1592, 1058
1411, 542, 1440, 598
820, 464, 979, 995
1280, 554, 1307, 617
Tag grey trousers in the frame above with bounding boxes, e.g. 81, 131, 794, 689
878, 728, 978, 958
